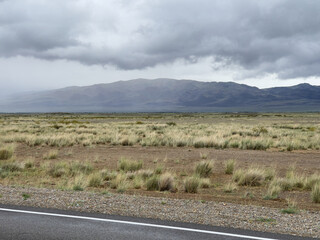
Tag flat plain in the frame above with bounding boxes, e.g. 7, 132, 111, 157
0, 113, 319, 212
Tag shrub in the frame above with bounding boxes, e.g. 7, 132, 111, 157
146, 175, 159, 191
312, 182, 320, 203
158, 173, 175, 191
237, 168, 265, 186
195, 161, 213, 178
88, 173, 102, 187
118, 158, 143, 172
225, 159, 235, 175
224, 182, 237, 193
184, 177, 200, 193
0, 146, 14, 160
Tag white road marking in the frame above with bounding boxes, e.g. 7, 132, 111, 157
0, 207, 279, 240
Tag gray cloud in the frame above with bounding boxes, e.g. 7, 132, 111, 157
1, 0, 320, 79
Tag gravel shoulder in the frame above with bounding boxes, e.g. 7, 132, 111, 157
0, 184, 319, 238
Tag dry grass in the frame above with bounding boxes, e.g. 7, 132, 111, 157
264, 185, 282, 200
88, 173, 102, 187
184, 176, 200, 193
225, 159, 235, 175
146, 175, 160, 191
0, 113, 320, 209
158, 172, 175, 192
223, 182, 237, 193
0, 146, 14, 160
1, 113, 319, 151
312, 183, 320, 203
199, 178, 211, 188
118, 158, 143, 172
195, 160, 214, 178
43, 150, 58, 160
235, 168, 266, 186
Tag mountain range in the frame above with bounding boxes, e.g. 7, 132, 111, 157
1, 78, 320, 112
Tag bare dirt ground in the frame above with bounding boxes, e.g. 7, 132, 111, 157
15, 144, 320, 211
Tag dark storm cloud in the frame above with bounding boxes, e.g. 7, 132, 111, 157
1, 0, 320, 79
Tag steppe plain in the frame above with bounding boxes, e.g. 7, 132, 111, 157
0, 113, 319, 237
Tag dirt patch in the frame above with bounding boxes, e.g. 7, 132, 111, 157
12, 144, 320, 211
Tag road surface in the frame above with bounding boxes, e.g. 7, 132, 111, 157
0, 204, 313, 240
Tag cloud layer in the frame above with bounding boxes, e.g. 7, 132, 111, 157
1, 0, 320, 79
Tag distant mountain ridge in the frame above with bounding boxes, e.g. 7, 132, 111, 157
1, 78, 320, 112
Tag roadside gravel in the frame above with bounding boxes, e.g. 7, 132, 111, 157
0, 184, 319, 238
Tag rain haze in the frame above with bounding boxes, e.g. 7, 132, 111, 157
0, 0, 320, 97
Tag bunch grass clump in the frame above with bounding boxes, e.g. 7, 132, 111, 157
118, 158, 143, 172
88, 173, 102, 187
264, 185, 282, 200
110, 173, 127, 190
146, 175, 160, 191
304, 173, 320, 190
47, 161, 68, 178
235, 168, 266, 186
69, 161, 93, 176
0, 146, 14, 160
223, 182, 237, 193
199, 178, 211, 188
225, 159, 235, 175
43, 150, 59, 160
184, 176, 200, 193
0, 161, 21, 172
312, 182, 320, 203
158, 172, 175, 191
195, 161, 214, 178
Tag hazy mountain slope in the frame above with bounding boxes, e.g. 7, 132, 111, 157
1, 79, 320, 112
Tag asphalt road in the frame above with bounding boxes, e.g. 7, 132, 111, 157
0, 204, 314, 240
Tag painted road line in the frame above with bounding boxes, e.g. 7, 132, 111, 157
0, 208, 279, 240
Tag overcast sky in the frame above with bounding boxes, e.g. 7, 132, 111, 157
1, 0, 320, 97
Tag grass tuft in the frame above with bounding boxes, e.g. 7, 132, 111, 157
0, 146, 14, 160
195, 161, 213, 178
236, 168, 266, 186
264, 185, 281, 200
184, 176, 200, 193
225, 159, 235, 175
158, 172, 175, 192
118, 158, 143, 172
88, 173, 102, 187
224, 182, 238, 193
312, 182, 320, 203
43, 150, 58, 160
146, 175, 160, 191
